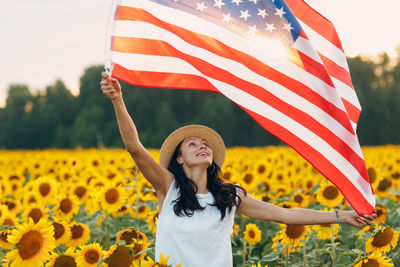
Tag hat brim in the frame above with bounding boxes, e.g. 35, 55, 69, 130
159, 125, 225, 169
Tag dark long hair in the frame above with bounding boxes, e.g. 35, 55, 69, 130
167, 142, 246, 220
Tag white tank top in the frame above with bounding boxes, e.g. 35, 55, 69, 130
155, 179, 237, 267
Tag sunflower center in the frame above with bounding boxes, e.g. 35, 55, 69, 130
60, 199, 73, 213
53, 222, 65, 240
28, 208, 43, 224
85, 249, 100, 264
371, 228, 394, 247
54, 255, 77, 267
286, 225, 306, 239
360, 259, 379, 267
71, 225, 83, 239
39, 183, 51, 197
322, 186, 339, 200
243, 174, 253, 184
320, 224, 330, 228
306, 181, 313, 189
0, 231, 10, 242
105, 189, 119, 204
3, 218, 14, 226
367, 167, 377, 184
249, 230, 255, 238
294, 195, 303, 204
377, 179, 391, 191
260, 182, 270, 191
17, 230, 43, 260
107, 246, 133, 267
5, 201, 16, 210
138, 206, 146, 213
121, 230, 140, 245
222, 172, 232, 180
392, 172, 400, 179
257, 165, 266, 174
74, 186, 87, 199
28, 196, 36, 203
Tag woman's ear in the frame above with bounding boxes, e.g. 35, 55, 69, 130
176, 155, 184, 165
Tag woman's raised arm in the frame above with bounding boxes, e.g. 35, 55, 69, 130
236, 190, 376, 227
100, 72, 173, 197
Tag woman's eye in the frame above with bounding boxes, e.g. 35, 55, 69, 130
189, 142, 195, 146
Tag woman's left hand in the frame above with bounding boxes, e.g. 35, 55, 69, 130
340, 210, 376, 228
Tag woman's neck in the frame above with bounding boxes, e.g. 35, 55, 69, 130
183, 165, 208, 194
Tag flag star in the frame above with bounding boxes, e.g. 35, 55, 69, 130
239, 10, 251, 20
249, 0, 258, 3
275, 7, 286, 18
231, 0, 243, 6
283, 22, 294, 31
266, 23, 276, 32
248, 25, 258, 34
257, 9, 268, 18
222, 13, 233, 23
213, 0, 225, 9
196, 2, 207, 12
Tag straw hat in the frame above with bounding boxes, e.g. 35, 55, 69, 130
159, 125, 226, 168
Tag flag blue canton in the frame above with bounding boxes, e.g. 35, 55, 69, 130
149, 0, 301, 45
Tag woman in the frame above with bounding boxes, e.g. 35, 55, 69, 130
100, 72, 375, 267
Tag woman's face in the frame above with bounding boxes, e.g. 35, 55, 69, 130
177, 137, 213, 168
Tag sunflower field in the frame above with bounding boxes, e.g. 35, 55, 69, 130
0, 145, 399, 266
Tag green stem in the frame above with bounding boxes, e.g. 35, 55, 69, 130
242, 240, 247, 266
284, 246, 290, 267
303, 239, 307, 267
330, 224, 336, 266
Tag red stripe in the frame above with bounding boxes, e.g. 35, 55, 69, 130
242, 107, 374, 215
296, 50, 334, 87
115, 6, 354, 134
285, 0, 343, 51
112, 63, 218, 92
112, 37, 368, 181
343, 98, 361, 125
319, 53, 353, 89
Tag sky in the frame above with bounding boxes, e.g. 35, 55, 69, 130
1, 0, 399, 107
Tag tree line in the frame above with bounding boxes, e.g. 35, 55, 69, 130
1, 52, 399, 149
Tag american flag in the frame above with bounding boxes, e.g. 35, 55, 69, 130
105, 0, 375, 214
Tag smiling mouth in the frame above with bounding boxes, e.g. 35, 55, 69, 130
197, 152, 208, 157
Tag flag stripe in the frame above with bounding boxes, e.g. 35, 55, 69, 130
284, 0, 343, 51
111, 41, 367, 179
114, 8, 354, 134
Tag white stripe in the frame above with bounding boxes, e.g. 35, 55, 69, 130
113, 21, 362, 157
117, 0, 349, 112
299, 20, 349, 71
111, 53, 374, 207
332, 77, 362, 110
292, 36, 323, 64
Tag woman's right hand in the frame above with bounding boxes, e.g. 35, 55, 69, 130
100, 72, 122, 101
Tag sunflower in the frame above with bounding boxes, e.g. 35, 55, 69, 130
315, 183, 343, 208
140, 253, 182, 267
0, 230, 13, 250
104, 244, 134, 267
251, 264, 268, 267
54, 194, 80, 222
65, 222, 91, 247
47, 247, 78, 267
70, 183, 90, 204
353, 252, 394, 267
374, 177, 392, 198
365, 226, 399, 254
76, 242, 104, 267
34, 176, 58, 204
358, 225, 377, 239
243, 223, 262, 246
231, 223, 240, 237
22, 204, 49, 224
5, 218, 55, 267
145, 209, 159, 233
290, 191, 310, 208
52, 219, 71, 247
112, 205, 130, 218
312, 223, 340, 240
98, 184, 128, 214
272, 224, 311, 252
1, 209, 19, 228
116, 229, 149, 245
374, 205, 388, 224
129, 204, 151, 220
2, 197, 22, 215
